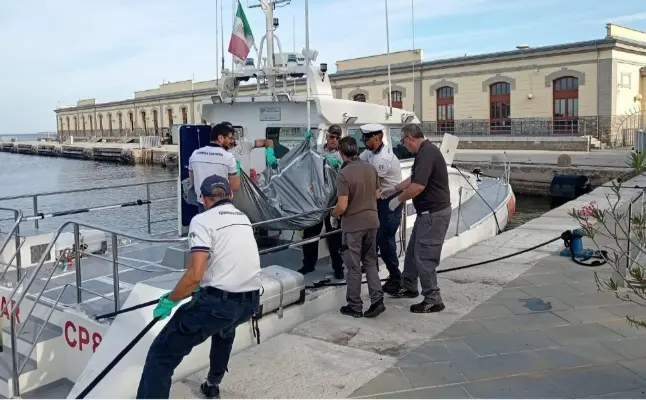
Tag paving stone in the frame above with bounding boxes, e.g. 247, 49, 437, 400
435, 320, 490, 339
619, 359, 646, 380
556, 292, 627, 308
521, 272, 578, 286
519, 283, 584, 298
485, 288, 534, 303
451, 352, 546, 381
603, 338, 646, 360
600, 319, 646, 338
603, 303, 646, 319
350, 368, 412, 398
544, 363, 646, 398
539, 323, 625, 346
553, 307, 622, 324
397, 339, 478, 366
371, 384, 471, 399
534, 342, 625, 369
566, 280, 605, 294
499, 297, 572, 315
460, 372, 568, 399
590, 388, 646, 398
505, 277, 533, 287
460, 330, 559, 356
399, 361, 466, 388
476, 312, 569, 334
461, 303, 514, 320
523, 263, 569, 275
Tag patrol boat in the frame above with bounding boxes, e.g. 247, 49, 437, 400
0, 0, 515, 398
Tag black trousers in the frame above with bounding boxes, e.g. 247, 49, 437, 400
302, 217, 343, 273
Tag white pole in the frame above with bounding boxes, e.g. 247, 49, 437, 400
216, 0, 220, 82
305, 0, 311, 131
221, 0, 225, 71
293, 13, 296, 93
411, 0, 415, 113
231, 0, 235, 72
385, 0, 392, 115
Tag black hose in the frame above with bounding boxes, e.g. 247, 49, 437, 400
94, 299, 159, 320
75, 317, 160, 399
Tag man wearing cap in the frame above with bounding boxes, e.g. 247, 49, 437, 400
381, 124, 450, 314
331, 136, 385, 318
220, 121, 278, 175
358, 123, 404, 294
188, 123, 241, 213
137, 174, 262, 399
298, 125, 344, 279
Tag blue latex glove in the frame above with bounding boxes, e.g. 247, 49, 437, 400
265, 147, 278, 168
304, 130, 312, 139
153, 292, 179, 320
235, 159, 242, 176
325, 156, 341, 168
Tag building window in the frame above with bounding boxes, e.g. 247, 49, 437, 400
141, 111, 147, 131
389, 127, 415, 160
129, 112, 134, 130
553, 76, 579, 133
88, 115, 94, 132
59, 118, 63, 132
153, 109, 159, 134
167, 108, 174, 127
489, 82, 511, 134
118, 113, 123, 131
82, 116, 86, 132
353, 94, 366, 102
390, 91, 403, 109
98, 114, 103, 131
74, 116, 78, 131
66, 117, 70, 132
107, 113, 113, 133
181, 107, 188, 124
437, 86, 455, 134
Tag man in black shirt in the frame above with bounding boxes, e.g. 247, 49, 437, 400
380, 124, 451, 313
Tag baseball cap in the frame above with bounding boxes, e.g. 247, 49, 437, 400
327, 125, 342, 136
200, 174, 232, 197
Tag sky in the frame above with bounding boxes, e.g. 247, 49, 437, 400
0, 0, 645, 135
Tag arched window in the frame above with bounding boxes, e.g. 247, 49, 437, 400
353, 93, 366, 102
74, 116, 78, 131
489, 82, 511, 134
128, 112, 134, 131
59, 117, 63, 132
153, 109, 159, 134
66, 117, 70, 132
82, 116, 86, 132
88, 115, 94, 132
167, 108, 174, 127
98, 114, 103, 131
553, 76, 579, 133
141, 111, 147, 131
107, 113, 113, 133
390, 91, 403, 109
181, 107, 188, 124
118, 113, 123, 131
437, 86, 455, 134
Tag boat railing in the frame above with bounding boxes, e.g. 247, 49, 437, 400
0, 178, 177, 235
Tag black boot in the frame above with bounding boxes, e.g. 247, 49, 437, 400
297, 266, 315, 275
382, 277, 401, 294
388, 288, 419, 298
334, 269, 345, 280
364, 299, 386, 318
410, 301, 445, 314
200, 382, 221, 399
340, 305, 363, 318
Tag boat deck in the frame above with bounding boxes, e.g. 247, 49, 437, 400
1, 176, 510, 318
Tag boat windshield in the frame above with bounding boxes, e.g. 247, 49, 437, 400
266, 126, 318, 159
389, 127, 415, 161
347, 129, 367, 155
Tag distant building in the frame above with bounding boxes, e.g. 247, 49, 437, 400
55, 23, 646, 147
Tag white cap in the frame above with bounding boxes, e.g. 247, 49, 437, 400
359, 123, 385, 135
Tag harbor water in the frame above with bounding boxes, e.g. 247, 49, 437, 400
0, 152, 550, 235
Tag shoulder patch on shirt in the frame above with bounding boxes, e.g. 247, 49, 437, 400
377, 163, 387, 173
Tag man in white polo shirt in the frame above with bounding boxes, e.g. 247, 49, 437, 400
359, 123, 404, 294
137, 174, 262, 399
188, 123, 240, 213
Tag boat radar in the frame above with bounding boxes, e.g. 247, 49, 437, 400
215, 0, 322, 102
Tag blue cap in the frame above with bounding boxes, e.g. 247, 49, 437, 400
200, 174, 231, 197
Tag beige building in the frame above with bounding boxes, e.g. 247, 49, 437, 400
55, 23, 646, 146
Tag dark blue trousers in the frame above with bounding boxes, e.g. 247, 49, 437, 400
136, 288, 259, 399
377, 196, 404, 281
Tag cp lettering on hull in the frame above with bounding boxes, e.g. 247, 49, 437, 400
65, 320, 102, 353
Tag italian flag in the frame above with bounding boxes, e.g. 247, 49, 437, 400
228, 0, 255, 62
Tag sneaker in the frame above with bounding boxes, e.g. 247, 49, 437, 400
388, 288, 419, 298
200, 382, 221, 399
382, 277, 401, 294
334, 269, 345, 280
364, 299, 386, 318
340, 305, 363, 318
410, 301, 445, 314
297, 266, 315, 275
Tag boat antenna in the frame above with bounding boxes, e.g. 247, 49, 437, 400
385, 0, 392, 116
293, 13, 296, 93
411, 0, 415, 114
216, 0, 220, 81
221, 0, 225, 72
305, 0, 311, 131
231, 0, 235, 72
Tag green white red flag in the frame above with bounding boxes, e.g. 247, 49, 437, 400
228, 0, 255, 62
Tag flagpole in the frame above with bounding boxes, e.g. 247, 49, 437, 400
221, 0, 225, 72
305, 0, 311, 131
231, 0, 235, 72
216, 0, 220, 82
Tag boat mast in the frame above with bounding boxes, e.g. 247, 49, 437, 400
251, 0, 290, 92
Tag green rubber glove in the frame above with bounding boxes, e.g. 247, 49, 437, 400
265, 147, 278, 168
153, 292, 179, 320
304, 130, 312, 139
325, 156, 340, 168
236, 159, 242, 176
193, 285, 201, 293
